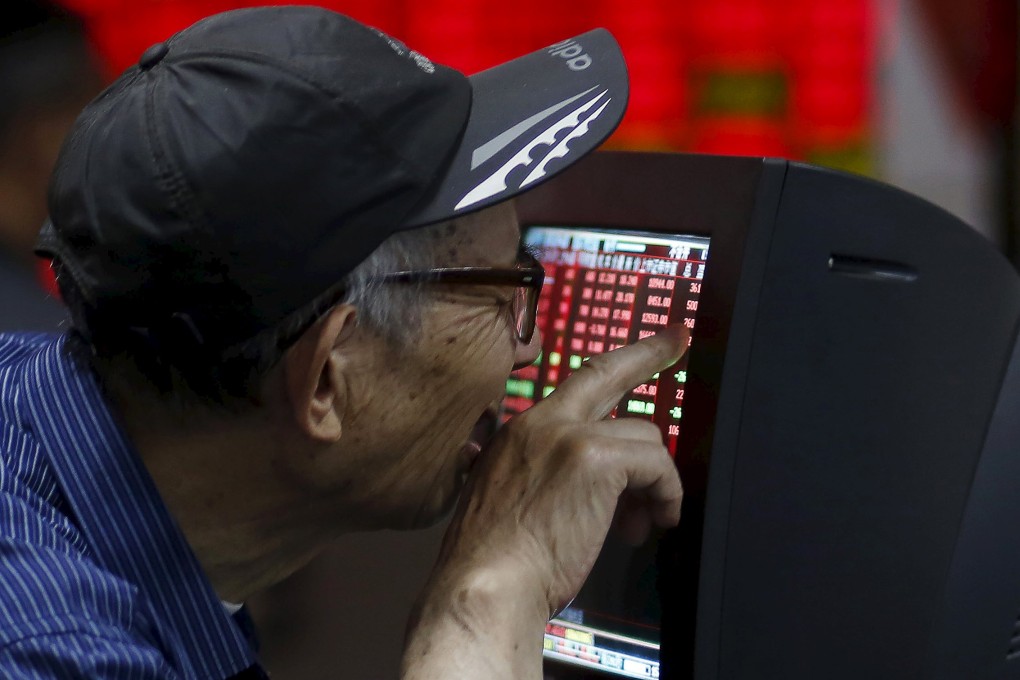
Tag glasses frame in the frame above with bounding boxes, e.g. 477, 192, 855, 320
372, 248, 545, 344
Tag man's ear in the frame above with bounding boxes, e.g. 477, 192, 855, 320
282, 304, 359, 442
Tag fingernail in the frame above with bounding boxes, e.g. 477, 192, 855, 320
657, 324, 689, 363
658, 324, 685, 341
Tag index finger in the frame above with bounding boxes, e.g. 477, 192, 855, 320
541, 324, 691, 421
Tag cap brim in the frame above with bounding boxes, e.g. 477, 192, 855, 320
405, 28, 628, 228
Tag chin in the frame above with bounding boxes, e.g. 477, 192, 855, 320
386, 424, 483, 531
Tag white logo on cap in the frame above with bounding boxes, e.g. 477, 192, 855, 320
547, 38, 592, 71
454, 89, 611, 211
519, 97, 610, 187
470, 86, 599, 169
373, 28, 436, 74
409, 50, 436, 74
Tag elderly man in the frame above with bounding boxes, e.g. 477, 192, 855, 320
0, 6, 686, 679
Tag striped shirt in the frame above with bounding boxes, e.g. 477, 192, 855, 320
0, 333, 263, 679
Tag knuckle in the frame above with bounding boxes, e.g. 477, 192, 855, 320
503, 410, 570, 452
576, 352, 618, 383
506, 408, 558, 438
630, 418, 664, 440
556, 431, 601, 467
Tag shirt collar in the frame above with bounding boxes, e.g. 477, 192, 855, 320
22, 335, 257, 679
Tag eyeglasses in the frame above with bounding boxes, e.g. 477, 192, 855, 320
373, 247, 545, 344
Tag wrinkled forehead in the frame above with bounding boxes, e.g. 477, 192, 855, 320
431, 200, 521, 267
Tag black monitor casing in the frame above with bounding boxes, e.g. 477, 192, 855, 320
517, 151, 1020, 680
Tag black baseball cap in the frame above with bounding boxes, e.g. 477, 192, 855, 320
37, 5, 628, 352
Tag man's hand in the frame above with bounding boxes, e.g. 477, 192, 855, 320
402, 325, 689, 680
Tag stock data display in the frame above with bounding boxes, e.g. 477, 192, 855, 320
505, 226, 710, 456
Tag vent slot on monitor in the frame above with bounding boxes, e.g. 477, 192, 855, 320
828, 253, 918, 282
1007, 614, 1020, 661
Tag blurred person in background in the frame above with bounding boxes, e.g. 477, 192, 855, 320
0, 0, 103, 331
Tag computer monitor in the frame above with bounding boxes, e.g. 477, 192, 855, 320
513, 150, 1020, 680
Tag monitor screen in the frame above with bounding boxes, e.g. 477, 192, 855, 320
504, 226, 710, 454
503, 225, 711, 678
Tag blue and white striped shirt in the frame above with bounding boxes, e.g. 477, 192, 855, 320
0, 333, 263, 679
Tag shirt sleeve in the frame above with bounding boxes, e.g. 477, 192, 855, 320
0, 538, 181, 679
0, 622, 180, 679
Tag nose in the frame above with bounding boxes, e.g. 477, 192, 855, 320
511, 328, 542, 371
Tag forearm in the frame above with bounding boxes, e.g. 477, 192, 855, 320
401, 566, 548, 680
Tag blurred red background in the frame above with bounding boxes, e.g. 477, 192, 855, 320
56, 0, 888, 177
55, 0, 1017, 175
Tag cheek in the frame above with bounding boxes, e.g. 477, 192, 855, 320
431, 306, 515, 390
